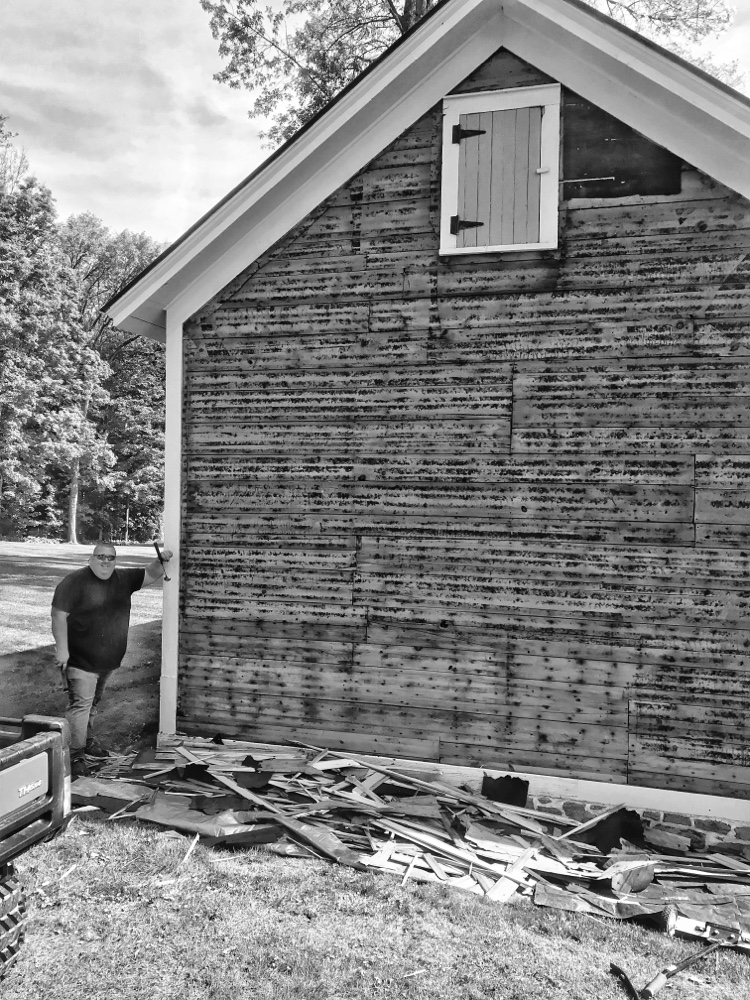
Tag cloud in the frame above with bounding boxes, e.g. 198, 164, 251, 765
188, 96, 236, 132
0, 0, 265, 242
0, 79, 119, 160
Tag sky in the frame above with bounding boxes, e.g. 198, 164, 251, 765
1, 0, 749, 246
0, 0, 264, 244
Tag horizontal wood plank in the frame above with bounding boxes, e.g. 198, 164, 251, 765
695, 489, 750, 524
354, 574, 738, 626
183, 514, 694, 548
356, 536, 750, 589
180, 601, 367, 641
176, 717, 440, 760
439, 741, 628, 781
629, 698, 750, 739
695, 456, 750, 489
429, 318, 750, 365
187, 481, 693, 522
185, 330, 430, 372
178, 690, 624, 753
185, 454, 694, 485
512, 426, 750, 454
186, 419, 510, 455
628, 734, 750, 787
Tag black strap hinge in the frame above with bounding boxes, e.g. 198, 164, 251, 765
450, 215, 484, 235
452, 124, 487, 143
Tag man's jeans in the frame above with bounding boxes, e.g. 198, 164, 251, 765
60, 665, 112, 757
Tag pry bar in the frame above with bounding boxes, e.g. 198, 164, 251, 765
153, 541, 171, 582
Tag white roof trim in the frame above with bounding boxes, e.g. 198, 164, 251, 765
107, 0, 750, 338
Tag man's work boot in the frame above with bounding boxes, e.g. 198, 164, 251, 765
85, 739, 110, 759
71, 755, 90, 780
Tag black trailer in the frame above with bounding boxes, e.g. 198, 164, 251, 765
0, 715, 71, 979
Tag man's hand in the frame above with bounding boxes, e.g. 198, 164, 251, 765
144, 548, 174, 587
54, 650, 69, 668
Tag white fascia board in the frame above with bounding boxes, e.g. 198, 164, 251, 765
503, 0, 750, 199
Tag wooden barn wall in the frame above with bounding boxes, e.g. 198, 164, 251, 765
178, 50, 750, 797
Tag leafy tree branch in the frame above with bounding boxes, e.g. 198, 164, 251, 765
200, 0, 740, 146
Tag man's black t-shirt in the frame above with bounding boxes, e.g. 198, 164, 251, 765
52, 566, 146, 674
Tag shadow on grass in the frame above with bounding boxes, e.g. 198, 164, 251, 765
0, 620, 162, 752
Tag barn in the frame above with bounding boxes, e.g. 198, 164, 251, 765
107, 0, 750, 814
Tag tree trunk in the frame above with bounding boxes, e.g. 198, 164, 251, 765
124, 505, 130, 545
402, 0, 432, 30
67, 455, 79, 544
67, 396, 91, 545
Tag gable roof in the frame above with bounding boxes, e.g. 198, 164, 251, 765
106, 0, 750, 341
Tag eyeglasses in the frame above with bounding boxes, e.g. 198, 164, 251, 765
94, 555, 116, 563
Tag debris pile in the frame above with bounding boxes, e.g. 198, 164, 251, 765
72, 741, 750, 951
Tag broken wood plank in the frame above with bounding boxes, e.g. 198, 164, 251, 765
290, 742, 551, 833
486, 848, 537, 902
557, 804, 627, 840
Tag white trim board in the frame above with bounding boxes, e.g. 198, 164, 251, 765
158, 308, 183, 738
107, 0, 750, 341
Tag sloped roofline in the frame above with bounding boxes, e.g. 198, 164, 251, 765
106, 0, 750, 339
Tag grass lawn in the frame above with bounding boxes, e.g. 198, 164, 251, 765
2, 542, 749, 999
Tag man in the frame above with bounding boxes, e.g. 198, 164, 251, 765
51, 542, 172, 778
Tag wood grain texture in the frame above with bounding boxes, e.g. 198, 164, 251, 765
185, 453, 694, 484
182, 512, 694, 547
186, 419, 511, 456
176, 48, 750, 795
176, 717, 440, 760
186, 481, 692, 521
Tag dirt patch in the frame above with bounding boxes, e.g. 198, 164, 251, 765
0, 541, 163, 752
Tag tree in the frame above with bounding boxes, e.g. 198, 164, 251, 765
94, 336, 166, 543
200, 0, 740, 146
0, 117, 166, 543
57, 214, 166, 543
0, 152, 84, 534
0, 115, 29, 197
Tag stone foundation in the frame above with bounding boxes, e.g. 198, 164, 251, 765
529, 794, 750, 857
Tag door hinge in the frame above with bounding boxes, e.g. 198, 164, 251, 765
452, 124, 487, 144
450, 216, 484, 235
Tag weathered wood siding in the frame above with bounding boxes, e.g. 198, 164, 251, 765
179, 50, 750, 796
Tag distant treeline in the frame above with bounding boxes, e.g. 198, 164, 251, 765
0, 117, 166, 544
